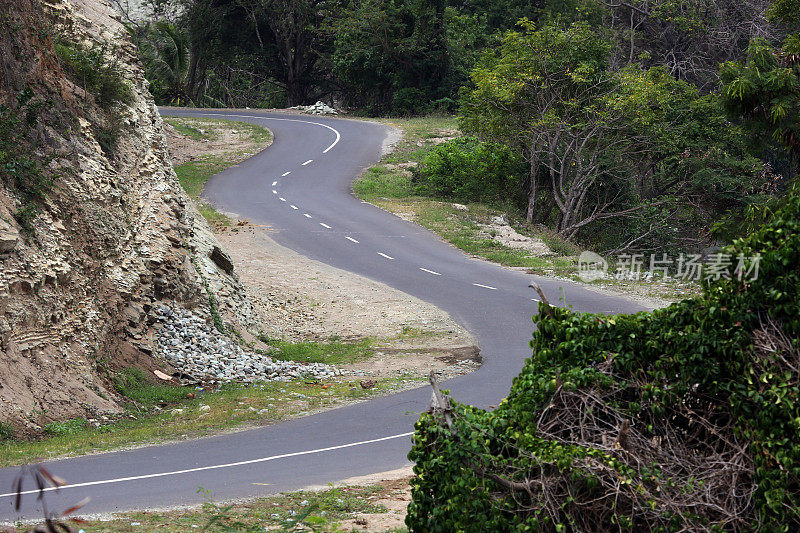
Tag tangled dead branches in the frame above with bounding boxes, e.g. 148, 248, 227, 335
430, 360, 758, 531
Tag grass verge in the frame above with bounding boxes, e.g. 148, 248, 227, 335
0, 369, 423, 467
267, 338, 375, 365
45, 483, 408, 532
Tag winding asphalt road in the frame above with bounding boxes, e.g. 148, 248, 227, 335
0, 109, 647, 520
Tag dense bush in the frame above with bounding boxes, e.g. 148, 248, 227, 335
407, 190, 800, 531
413, 137, 526, 207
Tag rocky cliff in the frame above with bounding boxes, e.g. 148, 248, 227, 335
0, 0, 254, 433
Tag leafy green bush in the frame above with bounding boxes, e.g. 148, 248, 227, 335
0, 422, 15, 441
414, 137, 526, 207
392, 88, 431, 117
407, 191, 800, 530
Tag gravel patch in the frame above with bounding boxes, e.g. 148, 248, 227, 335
155, 306, 345, 383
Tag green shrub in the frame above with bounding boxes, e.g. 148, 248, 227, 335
408, 191, 800, 530
392, 87, 430, 116
0, 89, 54, 231
414, 136, 526, 207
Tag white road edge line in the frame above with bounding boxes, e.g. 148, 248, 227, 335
320, 223, 331, 229
282, 171, 291, 176
290, 205, 298, 210
377, 252, 394, 260
345, 236, 359, 243
302, 159, 313, 166
473, 283, 498, 290
194, 113, 341, 154
0, 432, 415, 498
419, 267, 441, 276
303, 213, 312, 218
531, 298, 540, 302
272, 181, 277, 186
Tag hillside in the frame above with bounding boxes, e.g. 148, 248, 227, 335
0, 0, 254, 434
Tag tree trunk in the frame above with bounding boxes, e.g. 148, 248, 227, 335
526, 152, 539, 222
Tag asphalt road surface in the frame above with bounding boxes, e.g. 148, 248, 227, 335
0, 109, 647, 520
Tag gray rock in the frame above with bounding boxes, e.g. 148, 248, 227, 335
0, 223, 19, 253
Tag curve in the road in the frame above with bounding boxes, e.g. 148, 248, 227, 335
0, 109, 648, 519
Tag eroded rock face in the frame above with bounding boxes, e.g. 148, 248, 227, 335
0, 0, 254, 431
0, 219, 18, 253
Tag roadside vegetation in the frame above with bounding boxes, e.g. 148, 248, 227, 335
266, 338, 375, 365
355, 118, 700, 303
0, 368, 422, 467
39, 482, 408, 532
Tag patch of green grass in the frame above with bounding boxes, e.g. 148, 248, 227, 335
173, 154, 231, 198
66, 484, 389, 532
0, 422, 15, 441
43, 418, 88, 437
269, 338, 374, 365
353, 165, 414, 199
0, 376, 416, 467
113, 368, 195, 408
164, 119, 210, 140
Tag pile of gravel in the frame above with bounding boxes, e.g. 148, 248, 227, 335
155, 306, 345, 383
289, 101, 338, 115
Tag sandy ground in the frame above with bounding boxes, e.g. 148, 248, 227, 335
162, 118, 270, 165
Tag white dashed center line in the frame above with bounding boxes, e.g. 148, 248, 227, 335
279, 197, 286, 202
302, 159, 313, 166
272, 181, 277, 186
473, 283, 497, 290
345, 236, 359, 243
320, 223, 331, 229
531, 298, 540, 302
419, 268, 441, 276
272, 190, 278, 194
282, 171, 291, 176
290, 205, 298, 210
377, 252, 394, 260
303, 213, 312, 218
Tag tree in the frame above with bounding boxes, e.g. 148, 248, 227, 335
330, 0, 452, 114
231, 0, 337, 106
460, 21, 613, 226
461, 21, 776, 250
136, 22, 193, 105
720, 35, 800, 167
595, 0, 780, 91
